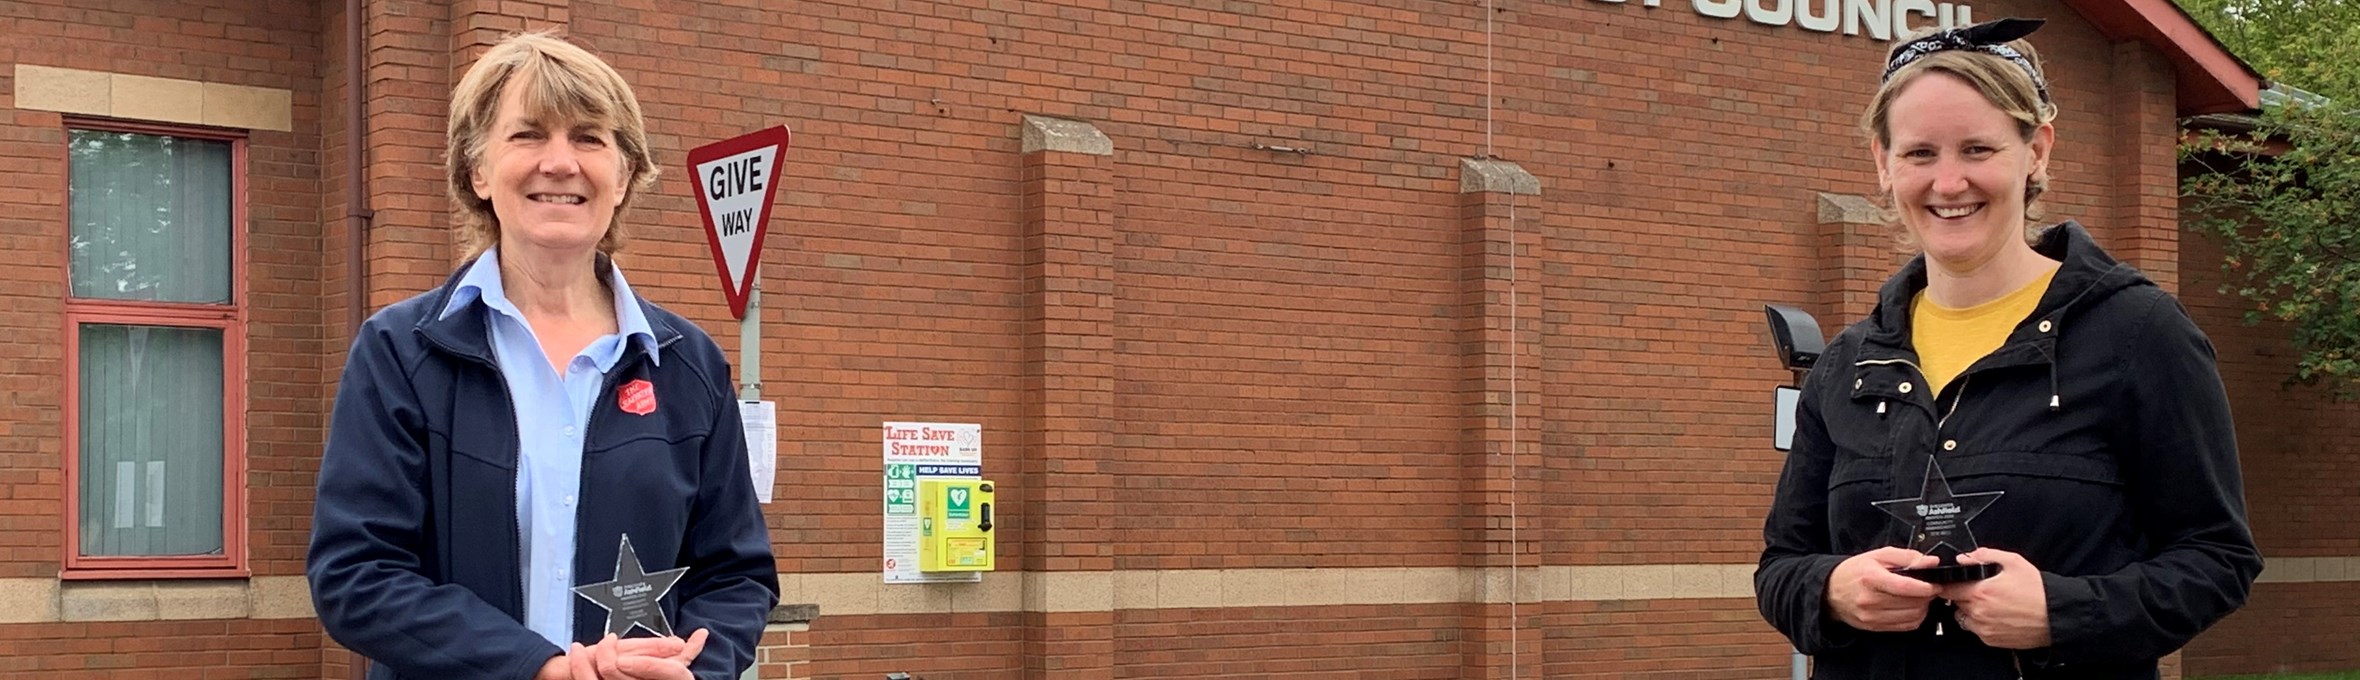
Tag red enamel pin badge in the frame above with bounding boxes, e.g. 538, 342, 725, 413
619, 379, 657, 416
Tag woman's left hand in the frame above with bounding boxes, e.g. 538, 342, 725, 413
1940, 548, 2052, 649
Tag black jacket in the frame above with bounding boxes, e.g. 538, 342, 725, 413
1756, 223, 2262, 679
308, 260, 779, 680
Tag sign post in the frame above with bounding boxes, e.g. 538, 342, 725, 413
690, 126, 791, 504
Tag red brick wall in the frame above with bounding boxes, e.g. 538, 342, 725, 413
2191, 583, 2360, 675
0, 0, 327, 580
0, 0, 332, 674
0, 619, 321, 677
2178, 216, 2360, 676
1543, 599, 1792, 679
1118, 605, 1463, 678
756, 626, 815, 680
4, 0, 2318, 678
810, 613, 1028, 679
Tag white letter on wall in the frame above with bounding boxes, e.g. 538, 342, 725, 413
1845, 0, 1892, 39
1798, 0, 1841, 31
1748, 0, 1796, 26
1696, 0, 1744, 19
1892, 0, 1937, 38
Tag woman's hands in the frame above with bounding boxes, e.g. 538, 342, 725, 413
536, 629, 711, 680
1826, 547, 1943, 631
1943, 548, 2051, 649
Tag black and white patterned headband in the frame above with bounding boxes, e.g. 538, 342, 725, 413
1880, 18, 2051, 106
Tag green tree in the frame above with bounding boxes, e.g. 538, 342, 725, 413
2177, 0, 2360, 397
2183, 105, 2360, 396
2175, 0, 2360, 103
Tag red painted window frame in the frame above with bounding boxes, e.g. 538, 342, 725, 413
58, 117, 250, 580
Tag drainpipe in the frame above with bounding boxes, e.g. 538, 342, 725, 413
342, 8, 376, 680
345, 0, 373, 335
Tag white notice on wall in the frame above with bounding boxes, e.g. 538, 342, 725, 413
741, 400, 777, 504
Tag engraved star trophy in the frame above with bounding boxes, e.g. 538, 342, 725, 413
1873, 459, 2005, 583
573, 535, 690, 637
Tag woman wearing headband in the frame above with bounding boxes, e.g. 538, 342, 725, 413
1754, 19, 2260, 678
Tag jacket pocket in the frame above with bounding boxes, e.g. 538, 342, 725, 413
1939, 450, 2123, 487
1829, 456, 1889, 491
449, 442, 515, 471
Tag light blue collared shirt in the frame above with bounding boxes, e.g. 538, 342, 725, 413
438, 247, 658, 647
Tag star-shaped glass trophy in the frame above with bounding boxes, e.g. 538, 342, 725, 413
1871, 458, 2005, 583
573, 535, 690, 637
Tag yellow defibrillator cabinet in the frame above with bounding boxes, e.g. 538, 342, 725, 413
918, 479, 995, 572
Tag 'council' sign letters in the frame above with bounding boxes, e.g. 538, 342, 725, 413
1594, 0, 1976, 41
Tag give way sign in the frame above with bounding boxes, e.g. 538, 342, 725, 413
687, 126, 791, 319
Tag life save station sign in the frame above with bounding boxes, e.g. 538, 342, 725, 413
688, 126, 791, 319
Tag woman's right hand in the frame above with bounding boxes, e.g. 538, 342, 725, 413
1826, 547, 1942, 632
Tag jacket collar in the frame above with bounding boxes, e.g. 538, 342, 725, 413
1860, 220, 2147, 357
415, 253, 685, 365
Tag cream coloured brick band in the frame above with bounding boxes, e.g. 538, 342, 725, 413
0, 557, 2346, 623
12, 65, 293, 132
0, 575, 314, 624
2253, 556, 2360, 583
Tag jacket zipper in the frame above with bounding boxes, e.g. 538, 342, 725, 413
507, 378, 527, 621
1856, 358, 1976, 433
418, 329, 533, 620
562, 333, 684, 643
1852, 357, 1928, 379
420, 318, 687, 632
1937, 374, 1970, 430
570, 333, 684, 585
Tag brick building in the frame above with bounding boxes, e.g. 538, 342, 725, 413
0, 0, 2350, 677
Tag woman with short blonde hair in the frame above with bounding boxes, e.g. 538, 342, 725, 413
310, 31, 778, 680
1756, 18, 2259, 679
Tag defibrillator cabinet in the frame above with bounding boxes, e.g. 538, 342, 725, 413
918, 479, 995, 572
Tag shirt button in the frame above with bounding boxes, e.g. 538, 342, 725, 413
564, 495, 575, 506
563, 426, 577, 439
1899, 382, 1914, 394
1943, 439, 1958, 451
2038, 320, 2054, 333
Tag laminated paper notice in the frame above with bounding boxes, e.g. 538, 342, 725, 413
741, 400, 777, 504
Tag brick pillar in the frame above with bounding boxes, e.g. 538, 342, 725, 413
1814, 193, 1904, 324
749, 604, 816, 680
1018, 114, 1117, 679
444, 0, 571, 264
334, 3, 576, 679
321, 638, 355, 680
454, 0, 570, 59
1456, 158, 1542, 679
2105, 41, 2179, 292
321, 3, 366, 677
354, 0, 458, 311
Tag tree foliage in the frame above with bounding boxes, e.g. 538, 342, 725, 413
2183, 105, 2360, 396
2175, 0, 2360, 103
2176, 0, 2360, 397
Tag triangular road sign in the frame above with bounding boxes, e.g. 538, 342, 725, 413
687, 126, 791, 319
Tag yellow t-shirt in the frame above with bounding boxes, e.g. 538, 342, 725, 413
1911, 267, 2059, 395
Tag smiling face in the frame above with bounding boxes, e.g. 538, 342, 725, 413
1873, 71, 2052, 273
469, 76, 629, 259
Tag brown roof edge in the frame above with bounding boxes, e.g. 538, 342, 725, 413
2056, 0, 2265, 116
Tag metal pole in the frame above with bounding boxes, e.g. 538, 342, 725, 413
738, 274, 761, 401
734, 269, 764, 680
